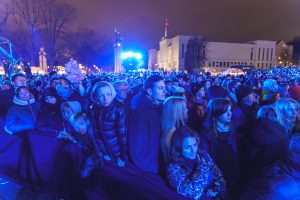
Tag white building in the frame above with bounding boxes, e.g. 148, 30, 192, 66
155, 35, 276, 71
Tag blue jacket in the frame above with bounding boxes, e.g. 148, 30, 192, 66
4, 96, 40, 134
129, 92, 162, 173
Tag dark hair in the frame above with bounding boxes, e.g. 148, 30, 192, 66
10, 73, 26, 82
49, 71, 57, 77
50, 77, 59, 86
170, 126, 199, 162
207, 98, 231, 138
15, 86, 30, 96
144, 75, 163, 90
227, 80, 240, 93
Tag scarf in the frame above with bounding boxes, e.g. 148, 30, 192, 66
13, 95, 35, 105
216, 121, 230, 133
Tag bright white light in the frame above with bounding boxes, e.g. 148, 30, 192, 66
121, 51, 142, 60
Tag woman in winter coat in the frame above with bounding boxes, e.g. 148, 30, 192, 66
4, 86, 40, 134
89, 81, 127, 167
167, 126, 226, 200
202, 98, 240, 199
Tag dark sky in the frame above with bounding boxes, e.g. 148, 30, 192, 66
64, 0, 300, 50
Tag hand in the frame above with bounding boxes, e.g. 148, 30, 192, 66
117, 158, 125, 167
103, 155, 111, 161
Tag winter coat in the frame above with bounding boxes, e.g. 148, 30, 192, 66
167, 152, 226, 200
201, 125, 240, 199
90, 99, 127, 161
0, 87, 14, 117
248, 118, 289, 177
129, 92, 163, 173
4, 96, 40, 134
241, 159, 300, 200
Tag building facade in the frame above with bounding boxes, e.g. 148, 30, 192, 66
155, 35, 276, 71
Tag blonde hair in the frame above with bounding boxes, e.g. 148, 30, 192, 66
275, 98, 299, 134
161, 96, 188, 135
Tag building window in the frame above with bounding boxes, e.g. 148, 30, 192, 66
262, 63, 264, 68
270, 63, 272, 67
212, 62, 215, 66
223, 62, 226, 67
266, 48, 269, 61
262, 48, 265, 61
258, 48, 261, 60
181, 44, 185, 58
251, 48, 253, 60
257, 63, 260, 68
270, 48, 273, 61
220, 62, 223, 67
227, 62, 229, 67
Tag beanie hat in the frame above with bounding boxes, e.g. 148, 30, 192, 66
288, 86, 300, 100
191, 83, 204, 96
206, 85, 228, 102
236, 85, 255, 102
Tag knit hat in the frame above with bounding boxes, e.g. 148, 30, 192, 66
191, 83, 204, 96
91, 81, 116, 102
288, 86, 300, 100
206, 85, 228, 102
236, 85, 255, 102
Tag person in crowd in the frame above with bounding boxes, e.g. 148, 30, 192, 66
60, 101, 82, 134
275, 98, 299, 136
129, 75, 166, 173
4, 86, 40, 134
247, 105, 289, 182
56, 77, 82, 102
90, 81, 127, 167
227, 80, 241, 107
37, 87, 62, 133
241, 135, 300, 199
161, 96, 188, 164
277, 83, 289, 98
191, 82, 207, 108
188, 103, 206, 133
167, 126, 226, 200
1, 80, 11, 91
164, 79, 173, 97
130, 76, 143, 97
31, 79, 44, 101
288, 85, 300, 103
113, 80, 130, 115
49, 77, 60, 89
0, 73, 27, 117
261, 79, 280, 106
67, 112, 105, 178
206, 85, 229, 102
202, 98, 240, 199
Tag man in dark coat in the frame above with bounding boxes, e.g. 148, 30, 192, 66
129, 75, 166, 174
0, 73, 27, 118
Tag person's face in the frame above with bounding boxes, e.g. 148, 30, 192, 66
196, 87, 205, 99
218, 105, 232, 124
45, 96, 57, 104
286, 105, 298, 123
73, 118, 88, 135
63, 107, 74, 121
59, 79, 70, 88
18, 88, 31, 101
173, 81, 179, 87
95, 86, 114, 107
115, 84, 129, 101
51, 80, 60, 88
196, 105, 205, 118
165, 82, 173, 94
244, 92, 260, 105
13, 76, 26, 87
149, 80, 166, 102
1, 83, 10, 91
182, 137, 198, 160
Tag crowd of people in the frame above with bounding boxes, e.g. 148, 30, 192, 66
0, 65, 300, 199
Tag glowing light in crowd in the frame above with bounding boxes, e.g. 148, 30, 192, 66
121, 51, 142, 60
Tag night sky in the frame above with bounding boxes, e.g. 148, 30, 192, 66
64, 0, 300, 50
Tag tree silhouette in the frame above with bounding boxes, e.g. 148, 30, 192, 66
184, 36, 205, 73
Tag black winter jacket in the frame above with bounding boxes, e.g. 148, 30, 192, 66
90, 99, 127, 161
